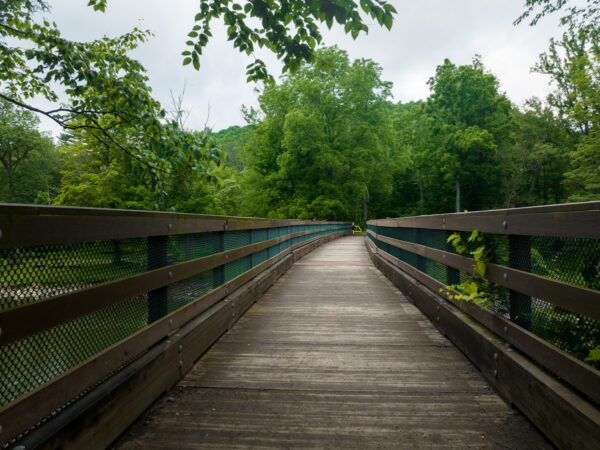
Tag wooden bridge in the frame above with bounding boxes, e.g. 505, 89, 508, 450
0, 203, 599, 449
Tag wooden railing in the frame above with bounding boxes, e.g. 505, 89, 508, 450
367, 202, 600, 449
0, 204, 351, 447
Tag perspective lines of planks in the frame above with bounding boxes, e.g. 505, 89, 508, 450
114, 236, 549, 449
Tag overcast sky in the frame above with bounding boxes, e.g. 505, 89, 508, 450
37, 0, 567, 136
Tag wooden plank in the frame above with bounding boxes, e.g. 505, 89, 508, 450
369, 202, 600, 238
0, 203, 350, 247
113, 389, 544, 449
368, 247, 600, 448
369, 242, 600, 406
370, 230, 600, 321
113, 236, 548, 449
0, 231, 345, 446
0, 226, 346, 345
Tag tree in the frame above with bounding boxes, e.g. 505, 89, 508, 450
1, 0, 224, 195
1, 0, 398, 206
383, 101, 431, 216
0, 97, 58, 202
500, 100, 574, 207
240, 46, 394, 221
212, 124, 255, 170
426, 57, 514, 212
516, 0, 600, 36
534, 30, 600, 201
563, 132, 600, 201
534, 30, 600, 134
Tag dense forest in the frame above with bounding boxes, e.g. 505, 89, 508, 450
1, 0, 599, 224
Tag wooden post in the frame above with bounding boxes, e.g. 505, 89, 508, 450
416, 228, 426, 273
147, 235, 168, 323
446, 231, 460, 285
212, 231, 225, 288
509, 235, 532, 329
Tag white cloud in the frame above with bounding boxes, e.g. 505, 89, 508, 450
34, 0, 565, 136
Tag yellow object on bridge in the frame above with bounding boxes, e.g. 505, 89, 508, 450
352, 222, 365, 234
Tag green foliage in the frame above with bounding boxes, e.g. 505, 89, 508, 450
530, 306, 600, 369
516, 0, 600, 37
501, 101, 573, 207
534, 30, 600, 134
441, 230, 492, 308
54, 121, 226, 212
239, 46, 394, 221
166, 0, 397, 82
1, 0, 224, 197
211, 124, 254, 170
390, 57, 514, 214
0, 97, 60, 203
533, 30, 600, 202
586, 345, 600, 363
563, 131, 600, 201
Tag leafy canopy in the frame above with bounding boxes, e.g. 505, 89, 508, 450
516, 0, 600, 36
0, 97, 58, 203
87, 0, 397, 82
1, 0, 225, 196
240, 46, 394, 221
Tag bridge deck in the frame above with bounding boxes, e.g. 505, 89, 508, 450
115, 236, 548, 448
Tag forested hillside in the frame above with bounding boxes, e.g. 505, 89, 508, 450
1, 0, 599, 223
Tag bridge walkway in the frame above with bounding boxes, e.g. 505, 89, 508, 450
115, 236, 548, 448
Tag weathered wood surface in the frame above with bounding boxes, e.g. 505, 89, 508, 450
114, 236, 549, 449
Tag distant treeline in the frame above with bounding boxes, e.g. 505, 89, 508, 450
1, 40, 599, 222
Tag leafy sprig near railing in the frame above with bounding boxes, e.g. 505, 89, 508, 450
439, 230, 492, 308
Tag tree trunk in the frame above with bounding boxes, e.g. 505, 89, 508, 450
455, 175, 461, 212
362, 187, 369, 222
8, 174, 16, 203
4, 161, 16, 203
419, 171, 424, 214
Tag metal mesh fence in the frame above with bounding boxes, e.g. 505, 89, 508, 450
0, 221, 350, 431
369, 225, 600, 369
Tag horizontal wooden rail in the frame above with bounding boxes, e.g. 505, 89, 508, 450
365, 237, 600, 406
368, 230, 600, 321
369, 201, 600, 238
0, 226, 348, 346
0, 229, 349, 445
0, 203, 349, 248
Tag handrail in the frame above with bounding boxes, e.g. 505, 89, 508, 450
370, 201, 600, 238
0, 205, 352, 445
0, 203, 349, 247
366, 202, 600, 406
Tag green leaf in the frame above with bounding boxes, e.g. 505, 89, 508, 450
474, 261, 487, 277
471, 246, 485, 261
463, 281, 478, 296
585, 346, 600, 362
383, 13, 393, 30
447, 233, 460, 243
468, 229, 479, 242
